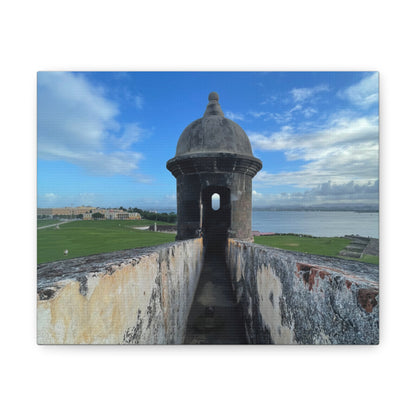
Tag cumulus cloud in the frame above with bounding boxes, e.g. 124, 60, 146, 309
37, 72, 147, 179
251, 114, 378, 170
252, 180, 379, 207
250, 114, 379, 200
309, 180, 379, 197
250, 125, 294, 152
339, 73, 379, 107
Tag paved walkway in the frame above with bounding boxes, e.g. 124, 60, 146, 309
184, 248, 247, 344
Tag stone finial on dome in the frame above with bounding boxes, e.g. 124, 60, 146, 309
204, 91, 224, 117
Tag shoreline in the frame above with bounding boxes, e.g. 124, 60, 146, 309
252, 231, 379, 240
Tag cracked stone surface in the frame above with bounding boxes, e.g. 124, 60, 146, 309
226, 240, 379, 345
37, 239, 204, 344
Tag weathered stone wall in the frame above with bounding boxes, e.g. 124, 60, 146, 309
173, 168, 257, 241
226, 239, 379, 344
37, 239, 204, 344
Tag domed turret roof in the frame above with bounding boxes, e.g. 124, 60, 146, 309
175, 92, 254, 157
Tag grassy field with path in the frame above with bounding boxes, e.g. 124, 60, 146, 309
254, 234, 379, 264
37, 219, 176, 264
38, 222, 378, 265
37, 219, 65, 227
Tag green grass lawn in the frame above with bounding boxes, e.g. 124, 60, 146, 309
342, 254, 379, 265
38, 221, 378, 266
37, 219, 176, 264
254, 234, 350, 256
253, 234, 379, 265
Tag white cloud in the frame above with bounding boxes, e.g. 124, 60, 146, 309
251, 115, 378, 154
39, 192, 83, 207
38, 72, 147, 179
225, 111, 245, 121
249, 126, 294, 151
248, 105, 318, 124
249, 111, 268, 118
310, 180, 378, 197
260, 95, 278, 105
251, 114, 379, 189
302, 107, 317, 118
248, 110, 292, 124
288, 104, 303, 113
339, 73, 379, 107
44, 193, 58, 203
290, 84, 329, 103
252, 180, 379, 208
115, 123, 145, 150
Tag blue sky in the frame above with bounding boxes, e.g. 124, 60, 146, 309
37, 71, 379, 209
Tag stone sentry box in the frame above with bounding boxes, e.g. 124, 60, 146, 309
167, 92, 262, 246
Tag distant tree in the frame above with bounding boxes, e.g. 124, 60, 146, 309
135, 209, 177, 223
76, 214, 83, 219
167, 212, 177, 223
92, 212, 104, 220
159, 213, 168, 222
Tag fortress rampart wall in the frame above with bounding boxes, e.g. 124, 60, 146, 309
37, 237, 379, 344
226, 239, 379, 344
37, 239, 204, 344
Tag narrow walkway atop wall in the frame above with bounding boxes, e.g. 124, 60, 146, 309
184, 247, 247, 344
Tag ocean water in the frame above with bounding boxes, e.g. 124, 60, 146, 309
252, 210, 379, 238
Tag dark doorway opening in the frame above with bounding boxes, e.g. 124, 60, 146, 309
201, 186, 231, 253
